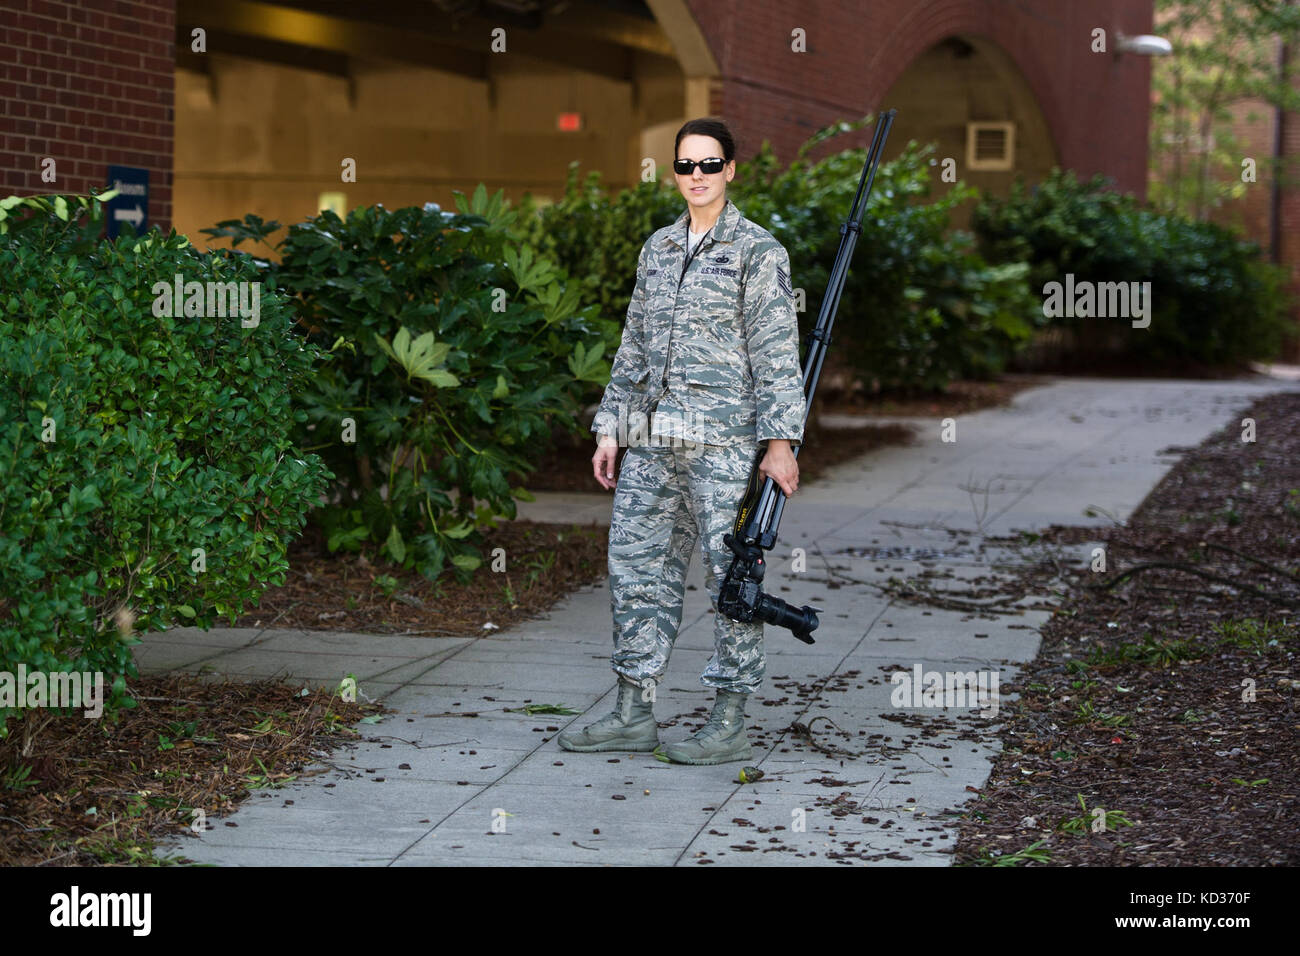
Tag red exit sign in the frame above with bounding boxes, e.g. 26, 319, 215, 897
557, 112, 583, 132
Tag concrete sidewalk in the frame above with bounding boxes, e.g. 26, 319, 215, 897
147, 375, 1297, 866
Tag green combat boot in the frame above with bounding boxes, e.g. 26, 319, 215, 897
658, 689, 753, 765
557, 676, 659, 752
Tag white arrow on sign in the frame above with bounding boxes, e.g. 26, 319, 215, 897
113, 204, 144, 226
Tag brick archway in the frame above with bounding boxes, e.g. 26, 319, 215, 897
865, 1, 1065, 149
700, 0, 1152, 201
881, 32, 1059, 226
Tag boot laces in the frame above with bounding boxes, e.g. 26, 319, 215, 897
694, 705, 739, 741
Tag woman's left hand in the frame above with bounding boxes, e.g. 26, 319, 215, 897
759, 439, 799, 497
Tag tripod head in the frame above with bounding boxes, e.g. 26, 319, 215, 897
718, 530, 821, 643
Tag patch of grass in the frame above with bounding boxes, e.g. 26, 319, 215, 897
1071, 700, 1130, 727
77, 830, 189, 866
165, 719, 198, 739
1057, 794, 1135, 834
1087, 632, 1197, 668
1212, 618, 1289, 655
245, 754, 295, 790
522, 550, 558, 589
2, 762, 35, 792
967, 839, 1051, 866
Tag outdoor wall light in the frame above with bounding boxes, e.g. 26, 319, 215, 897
1114, 32, 1174, 57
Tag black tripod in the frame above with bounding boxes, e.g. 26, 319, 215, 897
717, 109, 897, 644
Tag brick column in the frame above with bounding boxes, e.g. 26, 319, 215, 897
1, 0, 175, 230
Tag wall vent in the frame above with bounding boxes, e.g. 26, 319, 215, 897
966, 121, 1016, 171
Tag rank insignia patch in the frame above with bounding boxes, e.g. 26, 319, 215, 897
776, 265, 793, 298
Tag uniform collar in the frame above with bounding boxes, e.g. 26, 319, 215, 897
662, 196, 741, 249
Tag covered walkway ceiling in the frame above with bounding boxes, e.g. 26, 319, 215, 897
175, 0, 678, 83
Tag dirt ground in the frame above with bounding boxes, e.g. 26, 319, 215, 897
951, 390, 1300, 865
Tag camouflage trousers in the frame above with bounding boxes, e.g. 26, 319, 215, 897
606, 436, 765, 695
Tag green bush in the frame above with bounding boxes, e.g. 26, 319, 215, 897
516, 116, 1041, 394
203, 187, 609, 583
513, 165, 682, 325
973, 168, 1295, 368
0, 193, 330, 736
730, 119, 1039, 391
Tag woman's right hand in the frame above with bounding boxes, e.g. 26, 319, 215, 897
593, 436, 620, 490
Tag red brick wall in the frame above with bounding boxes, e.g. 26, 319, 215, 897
0, 0, 1163, 250
0, 0, 174, 230
690, 0, 1154, 199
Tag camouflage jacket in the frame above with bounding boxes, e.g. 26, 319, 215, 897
591, 197, 807, 448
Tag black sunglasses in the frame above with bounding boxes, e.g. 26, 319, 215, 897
673, 157, 727, 175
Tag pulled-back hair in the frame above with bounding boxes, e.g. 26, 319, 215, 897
674, 117, 736, 162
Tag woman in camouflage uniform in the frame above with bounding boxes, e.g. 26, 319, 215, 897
557, 118, 806, 765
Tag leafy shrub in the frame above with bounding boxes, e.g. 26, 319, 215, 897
0, 193, 330, 736
730, 119, 1039, 391
203, 187, 609, 582
513, 165, 682, 325
516, 116, 1041, 394
973, 168, 1295, 368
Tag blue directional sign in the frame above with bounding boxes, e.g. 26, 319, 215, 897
105, 165, 148, 238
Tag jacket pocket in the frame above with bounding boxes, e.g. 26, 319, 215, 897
680, 359, 744, 388
675, 359, 757, 441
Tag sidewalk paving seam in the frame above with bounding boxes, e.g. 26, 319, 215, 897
364, 642, 474, 690
670, 597, 896, 866
384, 686, 619, 866
166, 625, 273, 670
804, 389, 1070, 531
981, 415, 1154, 529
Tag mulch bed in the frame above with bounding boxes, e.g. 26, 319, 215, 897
0, 674, 382, 866
953, 390, 1300, 865
233, 520, 609, 636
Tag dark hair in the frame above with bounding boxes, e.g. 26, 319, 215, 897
674, 117, 736, 163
